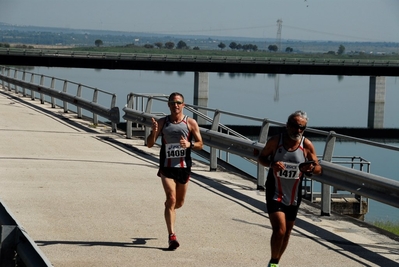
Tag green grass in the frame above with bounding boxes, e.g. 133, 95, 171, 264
372, 220, 399, 236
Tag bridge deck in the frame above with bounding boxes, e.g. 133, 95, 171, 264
1, 49, 399, 76
0, 89, 398, 267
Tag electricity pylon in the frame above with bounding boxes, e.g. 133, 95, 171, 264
276, 19, 283, 51
274, 19, 282, 102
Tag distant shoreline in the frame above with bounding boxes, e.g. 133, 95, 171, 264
1, 22, 398, 54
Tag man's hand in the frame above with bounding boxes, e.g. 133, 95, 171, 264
147, 118, 159, 148
180, 135, 189, 148
271, 161, 285, 172
151, 117, 158, 133
299, 161, 315, 173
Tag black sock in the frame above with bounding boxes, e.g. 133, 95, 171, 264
269, 259, 279, 264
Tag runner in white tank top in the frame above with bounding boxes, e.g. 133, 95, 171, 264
146, 92, 203, 251
258, 111, 322, 267
268, 133, 306, 206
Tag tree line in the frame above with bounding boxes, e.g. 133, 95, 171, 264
94, 38, 345, 55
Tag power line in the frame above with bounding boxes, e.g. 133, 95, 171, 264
147, 25, 276, 35
283, 24, 382, 42
144, 23, 390, 42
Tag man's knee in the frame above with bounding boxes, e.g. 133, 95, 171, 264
175, 199, 184, 209
165, 197, 177, 208
273, 225, 286, 237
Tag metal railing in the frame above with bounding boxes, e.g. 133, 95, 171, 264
2, 67, 398, 214
122, 93, 399, 216
0, 202, 52, 267
0, 66, 119, 131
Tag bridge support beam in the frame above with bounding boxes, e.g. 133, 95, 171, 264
368, 76, 385, 128
193, 72, 209, 125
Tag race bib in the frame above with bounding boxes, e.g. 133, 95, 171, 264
276, 162, 300, 180
165, 143, 186, 158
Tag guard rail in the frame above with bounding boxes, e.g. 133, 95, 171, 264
122, 93, 399, 215
0, 202, 52, 267
0, 66, 119, 130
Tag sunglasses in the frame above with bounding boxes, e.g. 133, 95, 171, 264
288, 122, 307, 131
168, 101, 183, 105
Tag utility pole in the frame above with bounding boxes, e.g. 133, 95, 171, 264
276, 19, 283, 51
274, 19, 283, 102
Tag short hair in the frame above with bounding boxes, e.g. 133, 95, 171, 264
287, 110, 308, 123
168, 92, 184, 102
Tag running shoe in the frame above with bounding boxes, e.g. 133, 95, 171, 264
268, 264, 279, 267
168, 233, 180, 250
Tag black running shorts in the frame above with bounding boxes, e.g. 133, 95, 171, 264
158, 167, 191, 184
266, 200, 300, 221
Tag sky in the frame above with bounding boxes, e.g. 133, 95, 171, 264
1, 0, 399, 43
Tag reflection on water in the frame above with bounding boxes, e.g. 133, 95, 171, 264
274, 74, 280, 101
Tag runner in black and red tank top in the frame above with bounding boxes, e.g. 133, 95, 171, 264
258, 111, 322, 267
159, 115, 192, 171
147, 92, 203, 251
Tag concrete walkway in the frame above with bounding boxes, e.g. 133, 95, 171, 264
0, 88, 398, 267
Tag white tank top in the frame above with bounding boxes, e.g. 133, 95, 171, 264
159, 115, 192, 168
270, 134, 306, 206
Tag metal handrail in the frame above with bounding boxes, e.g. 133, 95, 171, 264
0, 66, 119, 131
2, 70, 398, 214
0, 202, 52, 266
122, 93, 399, 213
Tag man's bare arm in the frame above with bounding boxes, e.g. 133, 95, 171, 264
147, 117, 163, 148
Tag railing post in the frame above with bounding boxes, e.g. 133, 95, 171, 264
39, 75, 45, 104
62, 80, 68, 113
256, 119, 270, 190
13, 70, 18, 94
111, 94, 118, 132
92, 89, 99, 125
29, 73, 35, 100
6, 68, 11, 92
76, 84, 83, 118
50, 78, 56, 108
21, 71, 27, 96
320, 131, 336, 216
209, 110, 221, 171
125, 94, 134, 139
144, 97, 154, 145
0, 66, 4, 89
